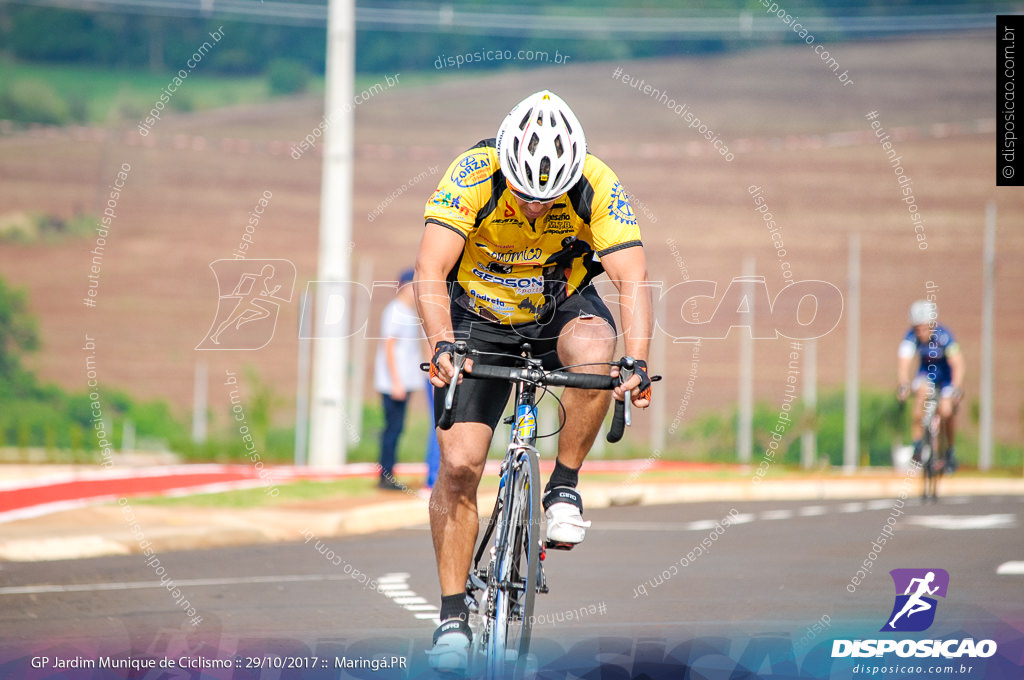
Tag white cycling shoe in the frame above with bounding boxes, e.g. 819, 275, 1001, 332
426, 617, 471, 675
543, 487, 591, 549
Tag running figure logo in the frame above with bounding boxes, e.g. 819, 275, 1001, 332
881, 568, 950, 632
196, 259, 295, 350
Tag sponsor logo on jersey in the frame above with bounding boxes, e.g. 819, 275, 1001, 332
475, 246, 543, 265
474, 238, 513, 252
543, 213, 575, 234
468, 289, 515, 313
483, 261, 513, 275
450, 151, 492, 188
471, 267, 544, 294
431, 188, 472, 216
607, 181, 637, 226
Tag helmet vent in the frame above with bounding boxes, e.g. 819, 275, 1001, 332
539, 157, 551, 185
524, 164, 533, 184
552, 165, 565, 188
527, 132, 540, 154
554, 137, 564, 158
559, 111, 574, 134
504, 157, 523, 185
518, 109, 532, 131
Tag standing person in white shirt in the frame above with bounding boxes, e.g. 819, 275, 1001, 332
374, 268, 425, 490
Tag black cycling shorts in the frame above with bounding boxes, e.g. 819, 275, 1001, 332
433, 286, 616, 430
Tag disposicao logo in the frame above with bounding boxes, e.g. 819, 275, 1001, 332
832, 568, 997, 659
882, 568, 948, 632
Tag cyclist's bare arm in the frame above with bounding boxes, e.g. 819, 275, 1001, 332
601, 245, 653, 408
385, 336, 406, 400
415, 223, 470, 387
897, 353, 915, 399
948, 349, 965, 398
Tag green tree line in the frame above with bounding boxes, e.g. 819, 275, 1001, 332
0, 1, 999, 77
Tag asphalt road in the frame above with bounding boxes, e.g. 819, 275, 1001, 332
2, 495, 1022, 678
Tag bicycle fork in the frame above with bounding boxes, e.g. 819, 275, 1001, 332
464, 457, 549, 626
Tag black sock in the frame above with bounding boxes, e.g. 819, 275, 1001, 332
545, 459, 580, 493
440, 594, 468, 623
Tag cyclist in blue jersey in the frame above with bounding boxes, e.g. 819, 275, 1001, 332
897, 300, 965, 472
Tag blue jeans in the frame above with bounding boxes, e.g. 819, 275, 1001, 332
379, 394, 408, 478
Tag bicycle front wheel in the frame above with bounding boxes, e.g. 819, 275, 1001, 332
921, 437, 938, 500
487, 446, 541, 678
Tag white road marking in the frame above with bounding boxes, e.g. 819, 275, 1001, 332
374, 572, 440, 623
798, 506, 827, 517
0, 573, 360, 596
759, 510, 794, 521
840, 502, 865, 513
377, 572, 410, 582
866, 500, 893, 510
684, 520, 723, 531
595, 521, 730, 531
904, 514, 1017, 531
392, 596, 429, 605
996, 561, 1024, 575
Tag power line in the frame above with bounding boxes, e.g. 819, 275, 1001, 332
0, 0, 1005, 34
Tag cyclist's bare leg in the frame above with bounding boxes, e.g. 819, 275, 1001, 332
939, 397, 956, 448
431, 422, 492, 597
554, 317, 616, 469
911, 383, 930, 441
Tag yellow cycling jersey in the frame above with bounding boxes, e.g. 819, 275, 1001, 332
423, 139, 642, 325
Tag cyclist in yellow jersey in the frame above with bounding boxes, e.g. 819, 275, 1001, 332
415, 90, 654, 671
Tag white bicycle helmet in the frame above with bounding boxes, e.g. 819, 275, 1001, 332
908, 299, 937, 325
495, 90, 586, 201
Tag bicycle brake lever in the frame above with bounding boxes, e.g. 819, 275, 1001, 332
619, 358, 635, 428
444, 341, 468, 411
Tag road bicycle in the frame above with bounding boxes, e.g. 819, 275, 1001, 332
918, 384, 945, 502
900, 380, 948, 502
434, 340, 654, 678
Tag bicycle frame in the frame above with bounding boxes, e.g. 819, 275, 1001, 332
920, 384, 943, 501
469, 353, 545, 678
432, 341, 648, 677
